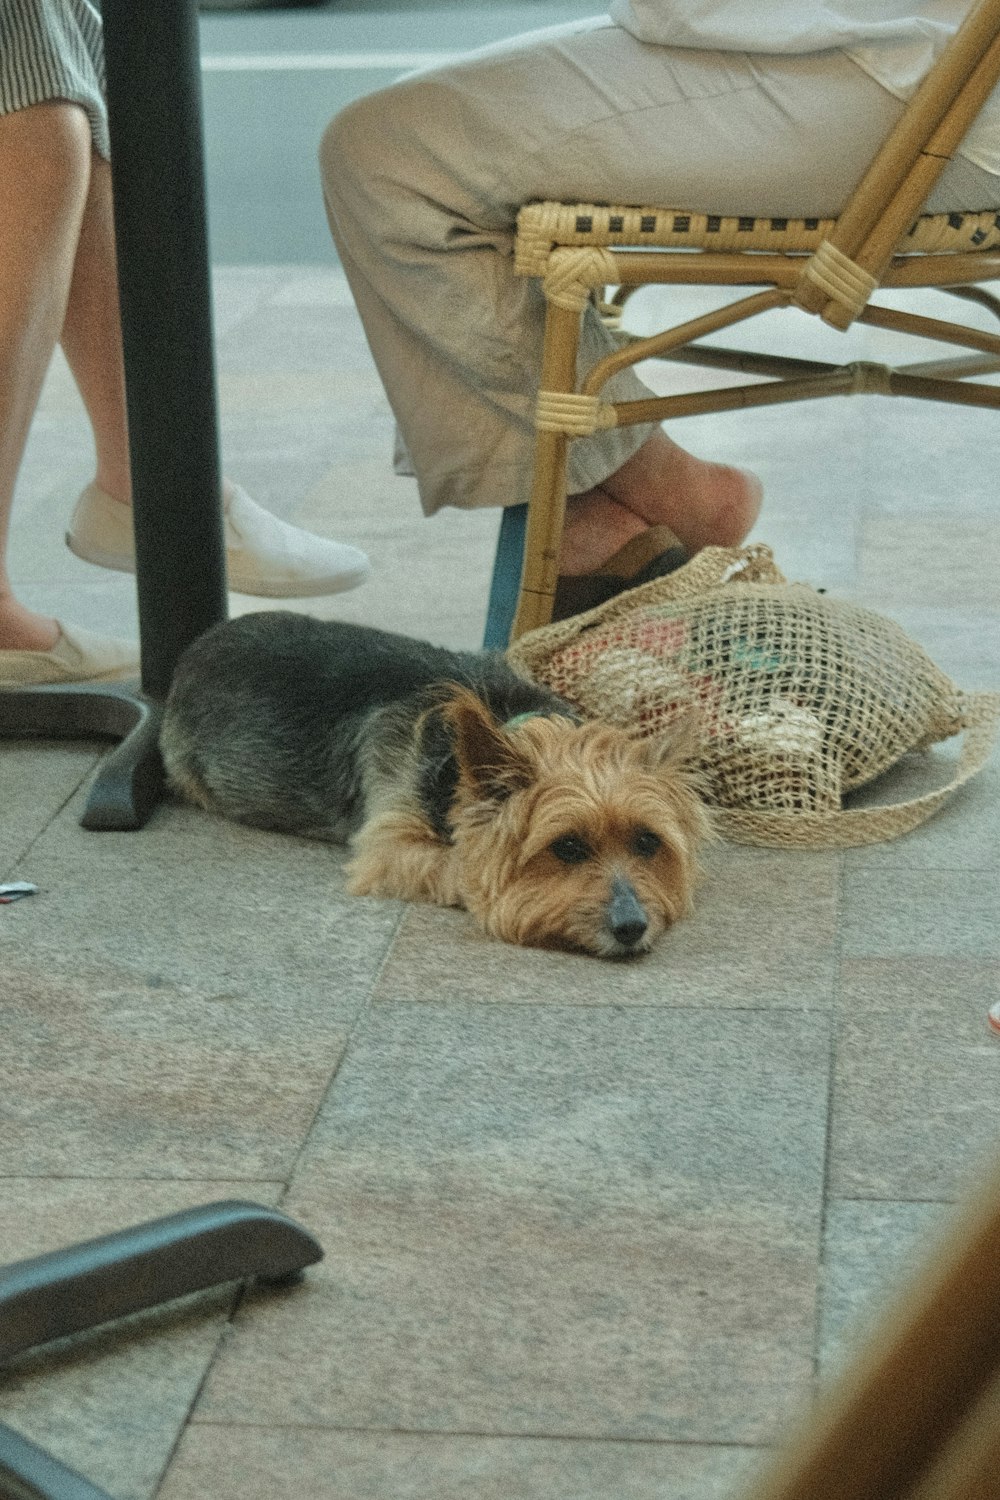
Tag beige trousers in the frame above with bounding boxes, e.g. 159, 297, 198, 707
319, 16, 1000, 517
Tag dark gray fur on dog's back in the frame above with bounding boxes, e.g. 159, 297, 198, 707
160, 611, 573, 842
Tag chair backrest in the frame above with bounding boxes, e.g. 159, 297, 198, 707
800, 0, 1000, 327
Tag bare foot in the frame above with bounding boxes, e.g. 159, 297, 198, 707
559, 430, 763, 576
0, 596, 60, 652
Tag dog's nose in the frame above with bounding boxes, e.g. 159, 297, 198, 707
613, 917, 648, 949
609, 877, 649, 950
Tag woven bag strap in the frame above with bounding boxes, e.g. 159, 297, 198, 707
622, 543, 787, 604
716, 691, 1000, 849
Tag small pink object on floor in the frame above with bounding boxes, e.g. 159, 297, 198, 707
988, 1000, 1000, 1035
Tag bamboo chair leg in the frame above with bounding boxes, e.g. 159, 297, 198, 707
887, 370, 1000, 406
899, 353, 1000, 378
818, 25, 1000, 332
511, 300, 583, 640
904, 1365, 1000, 1500
739, 1157, 1000, 1500
794, 0, 1000, 320
940, 283, 1000, 324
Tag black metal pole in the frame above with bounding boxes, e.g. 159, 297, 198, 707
101, 0, 227, 701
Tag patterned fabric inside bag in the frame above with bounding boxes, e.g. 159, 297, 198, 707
507, 546, 1000, 848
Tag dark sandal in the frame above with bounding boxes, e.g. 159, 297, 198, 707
552, 527, 689, 621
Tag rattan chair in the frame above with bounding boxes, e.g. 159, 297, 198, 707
486, 0, 1000, 647
736, 1154, 1000, 1500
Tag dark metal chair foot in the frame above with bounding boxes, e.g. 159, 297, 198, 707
0, 1201, 322, 1500
0, 684, 164, 831
0, 1423, 117, 1500
0, 1200, 323, 1365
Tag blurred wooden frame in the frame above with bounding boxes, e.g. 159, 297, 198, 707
508, 0, 1000, 640
739, 1155, 1000, 1500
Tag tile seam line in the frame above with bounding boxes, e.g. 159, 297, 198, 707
152, 1281, 247, 1500
0, 1173, 288, 1183
810, 848, 849, 1384
184, 1417, 770, 1448
270, 901, 407, 1208
6, 749, 104, 877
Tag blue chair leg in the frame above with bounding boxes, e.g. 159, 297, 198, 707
483, 503, 528, 649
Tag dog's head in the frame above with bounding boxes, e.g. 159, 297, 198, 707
443, 689, 711, 958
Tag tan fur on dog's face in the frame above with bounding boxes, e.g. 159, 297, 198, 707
444, 692, 711, 958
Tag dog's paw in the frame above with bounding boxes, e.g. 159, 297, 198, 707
346, 830, 463, 909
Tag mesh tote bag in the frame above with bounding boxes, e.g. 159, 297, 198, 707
506, 545, 1000, 848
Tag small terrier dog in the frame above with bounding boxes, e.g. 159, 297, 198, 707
159, 612, 710, 958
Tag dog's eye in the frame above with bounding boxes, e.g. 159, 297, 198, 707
631, 828, 662, 858
550, 834, 592, 864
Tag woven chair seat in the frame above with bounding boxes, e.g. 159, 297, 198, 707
515, 200, 1000, 277
493, 4, 1000, 649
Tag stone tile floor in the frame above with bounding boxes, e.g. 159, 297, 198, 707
2, 267, 1000, 1500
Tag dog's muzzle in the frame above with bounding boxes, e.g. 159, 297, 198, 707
607, 876, 649, 952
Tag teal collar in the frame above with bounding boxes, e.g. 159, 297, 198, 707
504, 710, 549, 731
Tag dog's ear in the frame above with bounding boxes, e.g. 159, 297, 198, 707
444, 689, 535, 801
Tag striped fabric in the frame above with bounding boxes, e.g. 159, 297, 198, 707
0, 0, 108, 157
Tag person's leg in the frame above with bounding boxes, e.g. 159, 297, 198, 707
320, 20, 659, 530
0, 100, 91, 652
57, 146, 309, 509
55, 135, 264, 507
57, 141, 372, 600
555, 432, 763, 575
319, 22, 837, 564
319, 22, 989, 572
57, 146, 132, 504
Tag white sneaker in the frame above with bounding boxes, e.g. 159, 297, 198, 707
66, 482, 371, 599
0, 622, 138, 688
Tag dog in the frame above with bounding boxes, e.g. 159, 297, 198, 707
159, 612, 711, 958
